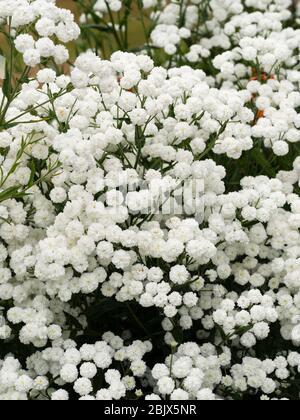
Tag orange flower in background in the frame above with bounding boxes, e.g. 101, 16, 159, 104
250, 67, 275, 82
250, 68, 275, 125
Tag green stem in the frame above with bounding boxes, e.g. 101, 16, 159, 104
126, 303, 149, 335
104, 1, 123, 50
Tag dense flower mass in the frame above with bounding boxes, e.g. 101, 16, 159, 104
0, 0, 300, 401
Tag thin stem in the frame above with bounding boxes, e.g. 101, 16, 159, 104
126, 303, 150, 335
1, 88, 70, 130
104, 1, 123, 50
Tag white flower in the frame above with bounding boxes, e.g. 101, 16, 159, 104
51, 390, 69, 401
73, 378, 93, 396
60, 364, 78, 383
291, 325, 300, 342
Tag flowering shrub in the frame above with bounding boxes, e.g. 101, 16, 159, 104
0, 0, 300, 401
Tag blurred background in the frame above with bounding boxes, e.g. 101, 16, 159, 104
58, 0, 78, 16
1, 1, 299, 98
56, 0, 147, 57
57, 0, 300, 15
0, 0, 147, 88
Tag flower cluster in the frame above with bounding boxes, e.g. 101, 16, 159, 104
0, 0, 300, 401
3, 0, 79, 67
0, 334, 152, 400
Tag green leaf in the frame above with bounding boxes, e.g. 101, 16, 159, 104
251, 148, 276, 178
28, 159, 36, 188
2, 62, 11, 99
0, 185, 27, 203
81, 24, 114, 33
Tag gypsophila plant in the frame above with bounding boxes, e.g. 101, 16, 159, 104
0, 0, 300, 401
